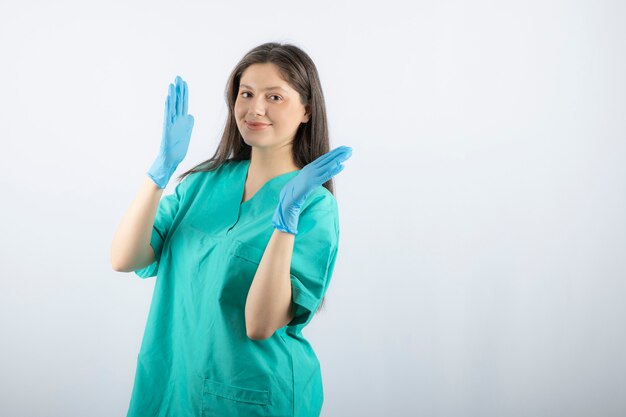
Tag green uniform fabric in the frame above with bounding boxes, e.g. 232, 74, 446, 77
127, 159, 340, 417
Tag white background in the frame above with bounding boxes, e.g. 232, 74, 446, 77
1, 0, 625, 416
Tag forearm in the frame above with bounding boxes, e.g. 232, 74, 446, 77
245, 228, 295, 339
110, 176, 163, 272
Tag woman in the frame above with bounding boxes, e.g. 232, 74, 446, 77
111, 42, 352, 417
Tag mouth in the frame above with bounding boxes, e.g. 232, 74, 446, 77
246, 121, 271, 130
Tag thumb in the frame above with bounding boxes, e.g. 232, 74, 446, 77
186, 115, 195, 131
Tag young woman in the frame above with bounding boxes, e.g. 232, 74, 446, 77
111, 42, 352, 417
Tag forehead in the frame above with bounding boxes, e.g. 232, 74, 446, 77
239, 63, 292, 92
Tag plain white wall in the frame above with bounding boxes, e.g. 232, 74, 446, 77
1, 0, 625, 416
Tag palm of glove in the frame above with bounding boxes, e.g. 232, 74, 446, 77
160, 114, 194, 168
272, 145, 353, 235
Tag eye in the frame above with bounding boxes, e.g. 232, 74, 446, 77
239, 91, 282, 101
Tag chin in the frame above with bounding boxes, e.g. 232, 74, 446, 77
241, 137, 262, 148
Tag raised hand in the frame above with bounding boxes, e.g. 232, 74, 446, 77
272, 145, 353, 235
147, 75, 195, 189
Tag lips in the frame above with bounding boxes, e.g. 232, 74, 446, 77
245, 121, 271, 131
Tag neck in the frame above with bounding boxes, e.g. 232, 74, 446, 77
248, 145, 299, 182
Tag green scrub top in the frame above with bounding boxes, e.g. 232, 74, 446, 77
127, 159, 340, 417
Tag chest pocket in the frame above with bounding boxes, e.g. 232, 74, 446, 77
202, 377, 270, 416
217, 240, 265, 308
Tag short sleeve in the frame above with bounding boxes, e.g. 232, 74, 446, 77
288, 191, 340, 327
133, 177, 187, 279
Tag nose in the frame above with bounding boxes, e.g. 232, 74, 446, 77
247, 95, 266, 116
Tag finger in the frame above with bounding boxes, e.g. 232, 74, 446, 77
332, 145, 352, 161
163, 96, 169, 130
322, 145, 352, 165
169, 83, 176, 123
310, 145, 347, 168
187, 115, 195, 136
317, 163, 345, 184
316, 146, 352, 171
330, 163, 346, 179
175, 76, 183, 116
182, 80, 188, 115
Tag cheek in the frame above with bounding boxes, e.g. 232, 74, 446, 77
234, 105, 245, 121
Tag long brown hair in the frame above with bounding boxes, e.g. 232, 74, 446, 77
176, 42, 334, 313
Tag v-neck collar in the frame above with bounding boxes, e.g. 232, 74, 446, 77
239, 159, 301, 206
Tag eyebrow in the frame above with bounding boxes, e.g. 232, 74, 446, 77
239, 84, 288, 93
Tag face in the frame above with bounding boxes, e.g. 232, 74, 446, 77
234, 63, 310, 150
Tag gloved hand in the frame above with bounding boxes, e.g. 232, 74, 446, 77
272, 145, 353, 235
147, 75, 195, 189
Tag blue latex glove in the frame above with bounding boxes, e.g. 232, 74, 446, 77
147, 75, 195, 189
272, 145, 353, 235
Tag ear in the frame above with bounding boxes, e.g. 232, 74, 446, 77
302, 105, 311, 123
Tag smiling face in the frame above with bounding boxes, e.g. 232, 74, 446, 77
234, 63, 310, 150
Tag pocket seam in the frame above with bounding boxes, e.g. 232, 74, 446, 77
179, 223, 221, 240
232, 240, 264, 264
203, 378, 270, 406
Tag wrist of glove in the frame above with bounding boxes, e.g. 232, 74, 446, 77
271, 146, 353, 235
272, 190, 305, 235
147, 153, 180, 189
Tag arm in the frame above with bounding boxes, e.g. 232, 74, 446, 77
110, 176, 162, 272
112, 75, 194, 273
245, 145, 352, 339
245, 229, 296, 340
